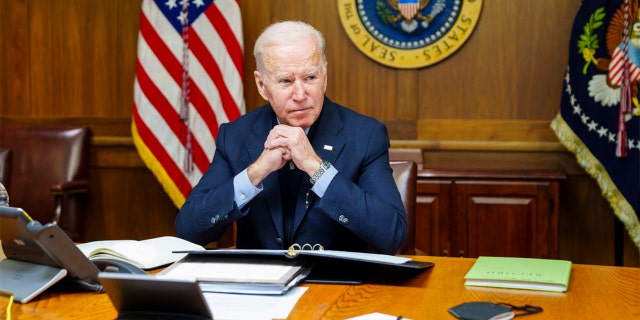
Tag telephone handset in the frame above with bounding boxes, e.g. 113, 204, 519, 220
92, 258, 147, 275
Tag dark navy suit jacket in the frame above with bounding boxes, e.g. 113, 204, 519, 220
175, 97, 407, 254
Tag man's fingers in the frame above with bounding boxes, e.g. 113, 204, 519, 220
280, 147, 292, 161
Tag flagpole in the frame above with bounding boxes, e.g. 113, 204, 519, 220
180, 0, 193, 173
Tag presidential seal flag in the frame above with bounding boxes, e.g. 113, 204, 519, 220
551, 0, 640, 250
132, 0, 245, 208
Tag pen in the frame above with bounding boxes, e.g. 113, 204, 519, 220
396, 316, 403, 320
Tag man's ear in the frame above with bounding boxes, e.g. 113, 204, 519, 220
254, 71, 269, 101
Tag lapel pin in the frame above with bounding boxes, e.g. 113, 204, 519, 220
323, 145, 333, 151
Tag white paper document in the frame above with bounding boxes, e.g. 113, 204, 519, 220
347, 312, 412, 320
203, 286, 308, 320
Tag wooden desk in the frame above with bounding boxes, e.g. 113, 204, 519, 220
7, 256, 640, 319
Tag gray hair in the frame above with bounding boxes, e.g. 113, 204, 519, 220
253, 21, 327, 75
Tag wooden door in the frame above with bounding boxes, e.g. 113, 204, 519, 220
453, 180, 558, 258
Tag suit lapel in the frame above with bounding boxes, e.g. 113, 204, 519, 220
249, 107, 286, 239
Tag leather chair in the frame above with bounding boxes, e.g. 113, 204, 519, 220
0, 125, 91, 241
0, 148, 10, 187
390, 160, 424, 255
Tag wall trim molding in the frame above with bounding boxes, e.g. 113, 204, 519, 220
391, 139, 566, 152
91, 135, 565, 152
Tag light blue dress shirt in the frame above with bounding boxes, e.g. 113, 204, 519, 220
233, 126, 338, 210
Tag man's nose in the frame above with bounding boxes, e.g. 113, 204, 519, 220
291, 81, 306, 99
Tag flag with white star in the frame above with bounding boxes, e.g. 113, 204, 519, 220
552, 0, 640, 250
132, 0, 245, 208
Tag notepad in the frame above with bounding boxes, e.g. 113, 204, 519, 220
77, 236, 204, 270
464, 256, 572, 292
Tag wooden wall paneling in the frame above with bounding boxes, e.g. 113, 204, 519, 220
83, 121, 177, 242
558, 175, 617, 266
2, 0, 583, 129
29, 0, 70, 116
85, 166, 177, 241
623, 231, 640, 266
0, 116, 133, 138
0, 0, 30, 117
0, 1, 5, 114
418, 0, 581, 121
26, 0, 139, 118
416, 119, 560, 143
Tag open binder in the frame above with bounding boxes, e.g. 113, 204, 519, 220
173, 244, 433, 285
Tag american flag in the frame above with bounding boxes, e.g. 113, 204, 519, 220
132, 0, 244, 208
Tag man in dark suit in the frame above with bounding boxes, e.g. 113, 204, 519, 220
175, 21, 406, 255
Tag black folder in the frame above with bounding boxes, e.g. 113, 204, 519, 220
173, 248, 434, 285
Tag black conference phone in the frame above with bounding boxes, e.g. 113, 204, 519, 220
0, 206, 145, 293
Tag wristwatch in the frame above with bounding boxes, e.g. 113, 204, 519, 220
309, 160, 331, 184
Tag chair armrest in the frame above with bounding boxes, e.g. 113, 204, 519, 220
50, 180, 89, 194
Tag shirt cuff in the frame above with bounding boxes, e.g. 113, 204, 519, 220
234, 168, 262, 209
311, 165, 338, 198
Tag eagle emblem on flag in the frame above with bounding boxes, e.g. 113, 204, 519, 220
552, 0, 640, 251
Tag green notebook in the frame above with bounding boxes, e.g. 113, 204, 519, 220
464, 256, 572, 292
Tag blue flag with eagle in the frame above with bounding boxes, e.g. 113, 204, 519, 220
552, 0, 640, 250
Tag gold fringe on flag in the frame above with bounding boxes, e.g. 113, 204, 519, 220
551, 113, 640, 252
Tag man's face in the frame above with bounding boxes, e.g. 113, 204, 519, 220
254, 37, 327, 129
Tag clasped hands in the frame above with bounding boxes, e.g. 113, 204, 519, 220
247, 125, 321, 186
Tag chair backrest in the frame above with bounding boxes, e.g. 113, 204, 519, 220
0, 124, 91, 239
389, 148, 423, 170
0, 148, 10, 187
390, 160, 418, 255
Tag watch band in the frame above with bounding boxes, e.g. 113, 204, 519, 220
309, 160, 331, 184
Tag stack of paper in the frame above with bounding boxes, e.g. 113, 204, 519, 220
159, 255, 310, 295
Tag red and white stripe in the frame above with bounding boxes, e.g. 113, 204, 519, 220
132, 0, 244, 208
399, 0, 420, 20
608, 46, 640, 87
